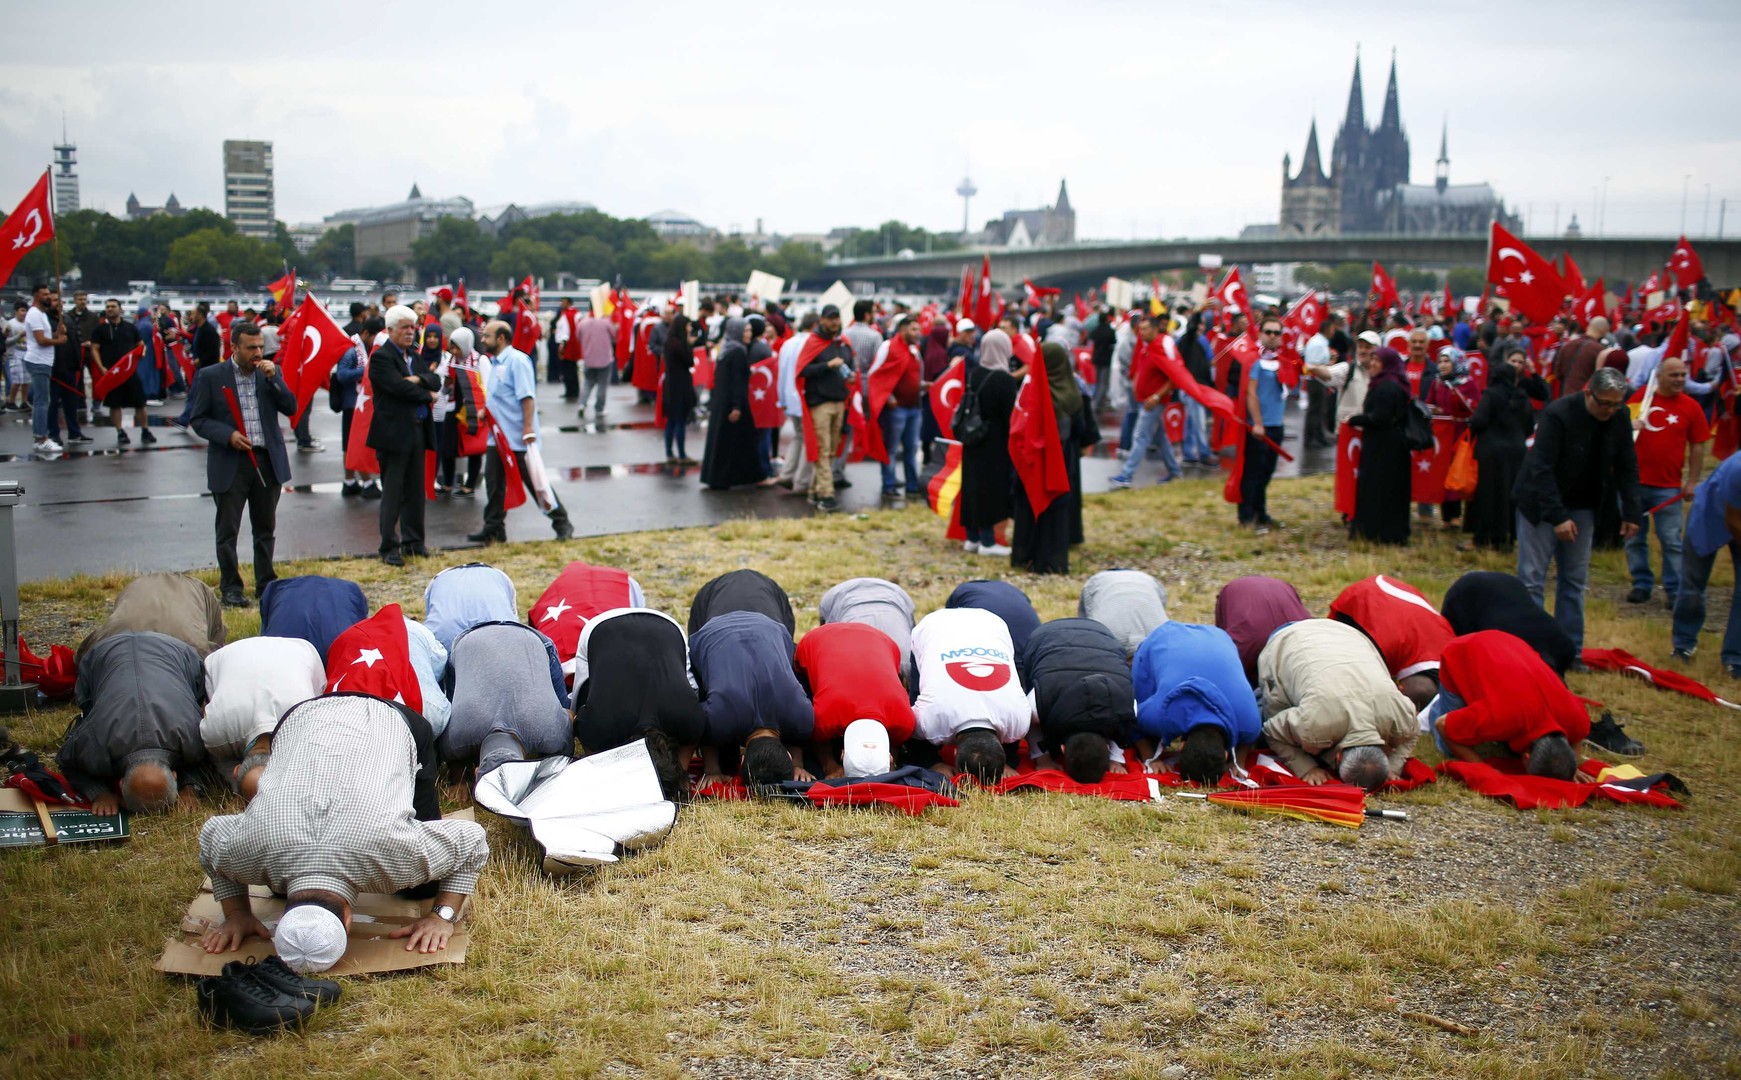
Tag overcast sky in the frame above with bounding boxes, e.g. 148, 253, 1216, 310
2, 0, 1737, 242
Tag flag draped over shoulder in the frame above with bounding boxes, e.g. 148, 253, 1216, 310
1008, 372, 1069, 516
791, 331, 841, 462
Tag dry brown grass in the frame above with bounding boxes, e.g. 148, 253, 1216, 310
3, 473, 1739, 1079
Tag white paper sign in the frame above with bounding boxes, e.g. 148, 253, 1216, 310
680, 280, 701, 321
818, 280, 855, 316
1104, 277, 1135, 310
746, 270, 786, 303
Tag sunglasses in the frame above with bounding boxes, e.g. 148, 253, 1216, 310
1585, 392, 1625, 411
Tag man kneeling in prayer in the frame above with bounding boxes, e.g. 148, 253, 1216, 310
795, 621, 916, 778
1020, 618, 1134, 784
690, 610, 815, 788
198, 694, 489, 971
1328, 575, 1454, 711
201, 636, 327, 800
439, 621, 571, 782
570, 609, 704, 799
1428, 630, 1590, 780
59, 631, 210, 815
1257, 620, 1419, 792
910, 608, 1031, 785
1131, 622, 1262, 785
1077, 568, 1169, 661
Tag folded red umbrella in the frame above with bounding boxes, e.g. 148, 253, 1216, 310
1181, 783, 1369, 828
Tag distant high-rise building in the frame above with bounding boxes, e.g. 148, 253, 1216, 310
52, 127, 80, 217
223, 139, 275, 239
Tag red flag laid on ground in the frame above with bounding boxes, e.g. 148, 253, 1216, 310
1334, 422, 1361, 517
1668, 236, 1704, 285
1370, 261, 1402, 312
0, 636, 76, 700
0, 170, 54, 285
929, 356, 965, 439
343, 347, 379, 473
1213, 268, 1250, 321
277, 294, 351, 427
749, 353, 782, 428
1008, 372, 1069, 516
1581, 647, 1741, 709
973, 254, 994, 333
92, 343, 145, 400
1410, 418, 1462, 502
1440, 759, 1682, 811
324, 604, 422, 711
1486, 222, 1567, 325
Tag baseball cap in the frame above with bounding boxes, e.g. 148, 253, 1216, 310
819, 304, 840, 318
955, 318, 976, 334
1357, 330, 1382, 347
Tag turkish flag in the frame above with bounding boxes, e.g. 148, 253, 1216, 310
1575, 278, 1607, 326
92, 343, 145, 400
1669, 236, 1704, 285
1008, 371, 1069, 517
1410, 417, 1461, 502
512, 306, 538, 355
792, 331, 845, 462
151, 324, 174, 385
1660, 310, 1691, 367
749, 353, 783, 428
691, 346, 715, 391
1213, 268, 1250, 320
630, 316, 661, 393
613, 290, 637, 372
485, 416, 529, 509
1149, 331, 1244, 446
1486, 223, 1566, 325
1370, 261, 1402, 312
1023, 278, 1059, 308
845, 373, 876, 463
973, 254, 994, 333
531, 562, 633, 672
1162, 400, 1185, 444
929, 356, 965, 439
1644, 299, 1683, 327
455, 278, 468, 314
1443, 281, 1455, 318
1072, 293, 1089, 322
865, 336, 917, 444
1285, 291, 1325, 338
959, 265, 974, 319
324, 604, 422, 712
277, 294, 351, 427
343, 340, 379, 474
1560, 253, 1586, 297
1334, 422, 1361, 517
0, 170, 54, 286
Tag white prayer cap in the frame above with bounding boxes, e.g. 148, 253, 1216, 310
274, 904, 347, 974
841, 719, 891, 778
384, 304, 419, 329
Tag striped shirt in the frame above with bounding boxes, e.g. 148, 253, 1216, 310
233, 367, 265, 446
198, 694, 489, 903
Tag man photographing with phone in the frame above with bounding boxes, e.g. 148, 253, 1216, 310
189, 320, 296, 608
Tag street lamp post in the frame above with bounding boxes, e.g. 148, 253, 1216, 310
1600, 176, 1610, 236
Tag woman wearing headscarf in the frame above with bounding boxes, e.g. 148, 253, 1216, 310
661, 314, 697, 465
1347, 346, 1413, 545
957, 328, 1019, 556
920, 323, 954, 463
1465, 352, 1539, 550
1011, 342, 1086, 574
1426, 347, 1478, 529
700, 316, 765, 489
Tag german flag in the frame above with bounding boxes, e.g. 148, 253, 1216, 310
267, 266, 297, 309
926, 441, 966, 541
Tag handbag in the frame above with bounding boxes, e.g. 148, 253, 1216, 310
954, 371, 990, 448
1444, 429, 1478, 498
1401, 400, 1436, 452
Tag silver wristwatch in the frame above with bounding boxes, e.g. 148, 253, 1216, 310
433, 904, 459, 923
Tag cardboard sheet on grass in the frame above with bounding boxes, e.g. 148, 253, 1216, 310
155, 808, 475, 977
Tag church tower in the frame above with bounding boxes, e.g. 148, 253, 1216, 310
1330, 49, 1376, 233
1369, 50, 1412, 197
1434, 119, 1449, 193
1281, 119, 1339, 235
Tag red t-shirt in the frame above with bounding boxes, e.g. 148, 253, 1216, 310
1132, 338, 1168, 402
795, 622, 915, 743
1628, 388, 1710, 489
1328, 575, 1453, 680
1440, 631, 1589, 753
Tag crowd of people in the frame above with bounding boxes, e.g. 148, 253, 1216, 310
34, 555, 1643, 996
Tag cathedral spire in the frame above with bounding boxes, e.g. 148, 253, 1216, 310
1435, 117, 1449, 193
1341, 47, 1365, 134
1379, 48, 1402, 132
1301, 118, 1326, 181
1054, 178, 1071, 214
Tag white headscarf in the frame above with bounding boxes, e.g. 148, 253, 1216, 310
978, 329, 1013, 374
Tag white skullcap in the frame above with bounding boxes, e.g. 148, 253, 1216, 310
274, 904, 347, 974
841, 719, 892, 778
384, 304, 419, 329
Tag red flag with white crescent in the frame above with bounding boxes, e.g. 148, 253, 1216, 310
973, 254, 994, 332
485, 416, 528, 509
1370, 261, 1402, 312
1213, 268, 1249, 320
1409, 418, 1462, 503
691, 346, 715, 390
0, 170, 55, 285
1668, 236, 1704, 285
749, 353, 783, 428
277, 294, 351, 428
343, 340, 379, 474
1334, 422, 1361, 517
928, 356, 965, 439
92, 343, 145, 400
324, 604, 422, 712
1485, 223, 1566, 325
1008, 372, 1069, 516
1162, 400, 1185, 444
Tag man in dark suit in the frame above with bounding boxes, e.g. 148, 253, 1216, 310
368, 305, 441, 565
188, 321, 295, 607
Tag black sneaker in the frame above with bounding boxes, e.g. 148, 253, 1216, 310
1672, 647, 1696, 662
198, 970, 315, 1034
835, 477, 853, 489
117, 430, 131, 446
465, 530, 505, 545
141, 429, 157, 445
1626, 587, 1651, 604
65, 433, 93, 444
1586, 712, 1646, 756
341, 481, 362, 498
361, 482, 382, 500
225, 954, 342, 1006
382, 550, 405, 567
816, 497, 840, 513
553, 520, 574, 541
221, 591, 252, 608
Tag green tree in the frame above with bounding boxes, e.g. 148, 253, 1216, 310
358, 256, 400, 282
766, 241, 825, 288
307, 224, 356, 278
1391, 264, 1437, 291
163, 227, 277, 283
1447, 267, 1485, 299
615, 237, 661, 285
489, 237, 560, 286
706, 239, 755, 285
564, 236, 615, 280
411, 217, 494, 284
271, 221, 301, 267
1328, 262, 1371, 294
1291, 263, 1333, 290
646, 243, 710, 286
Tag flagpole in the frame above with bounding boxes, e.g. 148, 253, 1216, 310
46, 166, 60, 294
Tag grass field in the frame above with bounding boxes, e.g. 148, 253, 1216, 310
3, 474, 1738, 1079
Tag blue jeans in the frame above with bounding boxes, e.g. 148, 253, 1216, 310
26, 365, 51, 439
664, 415, 687, 459
1516, 508, 1596, 652
47, 379, 84, 441
1113, 402, 1179, 484
1672, 541, 1741, 666
880, 404, 922, 493
1120, 404, 1139, 453
1424, 688, 1467, 757
1625, 484, 1684, 595
1182, 400, 1210, 462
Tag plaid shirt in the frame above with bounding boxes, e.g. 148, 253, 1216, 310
232, 365, 265, 446
199, 695, 488, 902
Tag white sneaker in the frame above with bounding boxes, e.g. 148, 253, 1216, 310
35, 437, 63, 452
978, 543, 1013, 557
962, 541, 980, 554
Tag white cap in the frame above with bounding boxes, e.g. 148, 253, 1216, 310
841, 719, 892, 778
955, 318, 976, 334
1356, 330, 1383, 347
274, 904, 347, 974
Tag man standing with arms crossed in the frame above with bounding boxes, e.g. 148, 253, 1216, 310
368, 305, 440, 566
